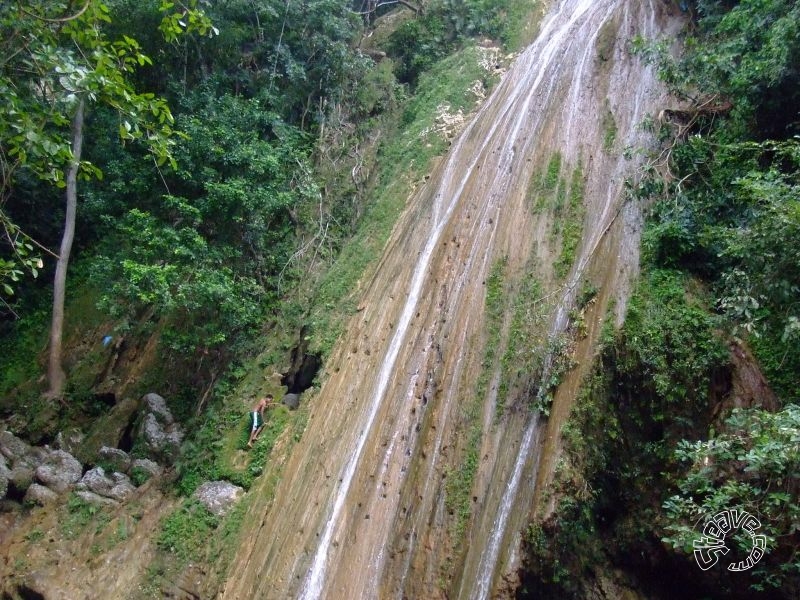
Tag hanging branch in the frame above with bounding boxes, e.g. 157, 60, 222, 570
352, 0, 421, 17
17, 0, 92, 23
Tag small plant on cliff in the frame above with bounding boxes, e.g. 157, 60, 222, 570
157, 498, 219, 563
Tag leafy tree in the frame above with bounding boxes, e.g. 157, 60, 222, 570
632, 2, 800, 592
90, 92, 319, 358
0, 0, 212, 397
663, 405, 800, 593
647, 0, 800, 138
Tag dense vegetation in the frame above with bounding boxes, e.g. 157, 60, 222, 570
0, 0, 525, 408
523, 1, 799, 597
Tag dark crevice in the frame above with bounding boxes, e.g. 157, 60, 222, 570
94, 392, 116, 408
15, 585, 46, 600
117, 416, 136, 453
281, 326, 322, 394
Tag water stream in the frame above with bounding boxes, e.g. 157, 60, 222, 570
222, 1, 682, 598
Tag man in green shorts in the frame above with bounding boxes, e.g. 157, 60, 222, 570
247, 394, 274, 448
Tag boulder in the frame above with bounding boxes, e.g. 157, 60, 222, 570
137, 393, 184, 464
130, 458, 162, 485
282, 393, 301, 410
193, 481, 244, 517
8, 465, 35, 496
74, 490, 118, 507
77, 467, 135, 502
24, 483, 59, 506
97, 446, 132, 473
0, 429, 31, 462
54, 428, 85, 455
142, 392, 173, 423
34, 449, 83, 493
0, 460, 7, 500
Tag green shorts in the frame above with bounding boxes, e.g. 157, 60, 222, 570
251, 411, 263, 431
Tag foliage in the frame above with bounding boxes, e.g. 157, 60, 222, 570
612, 2, 800, 594
0, 221, 44, 299
553, 165, 585, 279
60, 492, 112, 539
636, 0, 800, 137
90, 93, 318, 354
175, 402, 293, 496
157, 498, 219, 562
387, 0, 534, 86
663, 404, 800, 592
637, 0, 800, 403
445, 258, 506, 542
616, 269, 728, 426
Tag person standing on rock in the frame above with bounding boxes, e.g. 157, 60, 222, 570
247, 394, 274, 448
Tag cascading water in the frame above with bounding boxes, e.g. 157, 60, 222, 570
222, 0, 682, 598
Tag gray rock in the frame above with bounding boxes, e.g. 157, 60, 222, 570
77, 467, 135, 502
97, 446, 132, 473
27, 446, 49, 463
35, 449, 83, 493
74, 489, 119, 507
0, 463, 7, 499
142, 412, 184, 462
108, 471, 136, 500
282, 393, 301, 410
137, 393, 184, 464
193, 481, 244, 517
130, 458, 162, 484
142, 393, 173, 424
8, 465, 34, 495
24, 483, 59, 505
0, 430, 31, 462
54, 428, 85, 455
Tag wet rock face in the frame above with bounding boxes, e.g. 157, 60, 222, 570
34, 450, 83, 493
193, 481, 244, 517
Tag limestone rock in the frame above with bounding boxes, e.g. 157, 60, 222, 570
77, 467, 135, 502
282, 393, 301, 410
34, 449, 83, 493
193, 481, 244, 517
74, 489, 119, 507
24, 483, 59, 505
142, 392, 173, 422
54, 427, 86, 455
8, 465, 34, 496
0, 429, 31, 462
130, 458, 162, 484
0, 459, 7, 500
97, 446, 132, 473
137, 393, 184, 464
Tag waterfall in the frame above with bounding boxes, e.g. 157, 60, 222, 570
222, 1, 680, 598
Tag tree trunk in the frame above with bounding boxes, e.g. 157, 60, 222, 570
46, 98, 84, 399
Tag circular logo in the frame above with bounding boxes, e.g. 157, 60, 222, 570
693, 509, 767, 572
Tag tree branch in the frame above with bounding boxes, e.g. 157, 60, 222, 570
17, 0, 92, 24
